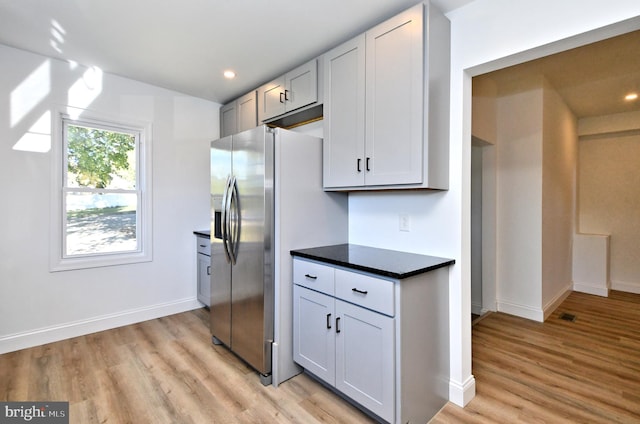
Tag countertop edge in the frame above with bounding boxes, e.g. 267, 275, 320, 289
290, 248, 455, 280
193, 230, 210, 238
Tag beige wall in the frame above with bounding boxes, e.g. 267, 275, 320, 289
472, 76, 578, 321
541, 79, 578, 309
495, 83, 544, 318
578, 112, 640, 293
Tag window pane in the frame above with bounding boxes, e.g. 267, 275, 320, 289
65, 192, 138, 256
66, 124, 137, 190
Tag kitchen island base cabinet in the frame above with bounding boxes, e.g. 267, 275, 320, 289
292, 257, 450, 424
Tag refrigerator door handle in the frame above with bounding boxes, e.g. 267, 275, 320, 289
228, 175, 240, 265
221, 175, 232, 263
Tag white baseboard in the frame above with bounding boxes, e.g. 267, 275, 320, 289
573, 282, 609, 297
543, 285, 573, 320
0, 298, 203, 354
471, 302, 483, 316
449, 375, 476, 407
611, 280, 640, 294
497, 300, 544, 322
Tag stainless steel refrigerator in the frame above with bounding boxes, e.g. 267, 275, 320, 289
210, 125, 347, 385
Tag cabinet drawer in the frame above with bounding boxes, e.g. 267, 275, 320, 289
293, 259, 334, 296
196, 237, 210, 256
335, 269, 394, 316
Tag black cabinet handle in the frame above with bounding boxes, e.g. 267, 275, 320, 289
326, 313, 332, 329
304, 274, 317, 280
366, 157, 371, 172
357, 158, 362, 172
336, 317, 341, 333
279, 92, 285, 103
199, 244, 207, 248
207, 266, 211, 276
352, 288, 368, 295
284, 89, 290, 101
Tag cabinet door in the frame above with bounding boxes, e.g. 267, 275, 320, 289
258, 77, 286, 122
335, 299, 394, 423
197, 252, 211, 306
293, 285, 335, 385
220, 101, 237, 138
236, 91, 257, 133
285, 59, 317, 112
365, 4, 424, 186
323, 35, 366, 188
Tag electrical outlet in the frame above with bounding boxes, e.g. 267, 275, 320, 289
399, 214, 410, 232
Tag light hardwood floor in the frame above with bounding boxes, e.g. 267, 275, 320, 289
433, 291, 640, 423
1, 291, 639, 423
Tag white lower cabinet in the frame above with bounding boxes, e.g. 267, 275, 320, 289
293, 286, 335, 384
292, 256, 450, 424
293, 260, 395, 422
196, 235, 211, 307
334, 299, 394, 422
293, 285, 394, 422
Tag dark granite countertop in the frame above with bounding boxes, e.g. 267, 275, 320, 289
193, 230, 210, 238
290, 244, 455, 279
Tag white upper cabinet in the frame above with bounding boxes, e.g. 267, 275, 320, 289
323, 2, 450, 191
220, 101, 237, 138
258, 59, 318, 123
323, 34, 366, 188
365, 5, 424, 187
236, 91, 258, 133
220, 90, 257, 137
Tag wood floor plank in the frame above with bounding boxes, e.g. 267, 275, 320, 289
2, 291, 640, 423
433, 291, 640, 423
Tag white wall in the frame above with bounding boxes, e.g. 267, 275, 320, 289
429, 0, 640, 407
578, 112, 640, 293
0, 44, 219, 353
470, 145, 483, 315
541, 80, 577, 311
495, 84, 544, 318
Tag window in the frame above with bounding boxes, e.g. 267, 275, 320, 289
51, 111, 152, 271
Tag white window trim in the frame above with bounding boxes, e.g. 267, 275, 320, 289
50, 107, 153, 271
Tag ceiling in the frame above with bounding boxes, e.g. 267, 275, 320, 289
474, 29, 640, 118
0, 0, 473, 105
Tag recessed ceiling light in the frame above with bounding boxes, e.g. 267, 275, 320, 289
223, 70, 236, 79
624, 93, 638, 101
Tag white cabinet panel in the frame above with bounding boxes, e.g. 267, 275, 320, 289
220, 102, 237, 138
236, 91, 257, 133
196, 235, 211, 306
335, 268, 395, 316
258, 59, 318, 122
323, 3, 450, 191
286, 60, 318, 112
220, 91, 257, 137
293, 285, 335, 385
293, 258, 335, 295
365, 5, 424, 186
258, 77, 286, 123
323, 35, 366, 188
335, 299, 394, 423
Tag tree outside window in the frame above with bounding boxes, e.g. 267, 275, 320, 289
63, 119, 141, 257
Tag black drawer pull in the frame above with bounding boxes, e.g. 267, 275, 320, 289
352, 288, 368, 295
304, 274, 318, 280
199, 244, 207, 248
336, 317, 341, 333
326, 313, 332, 329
